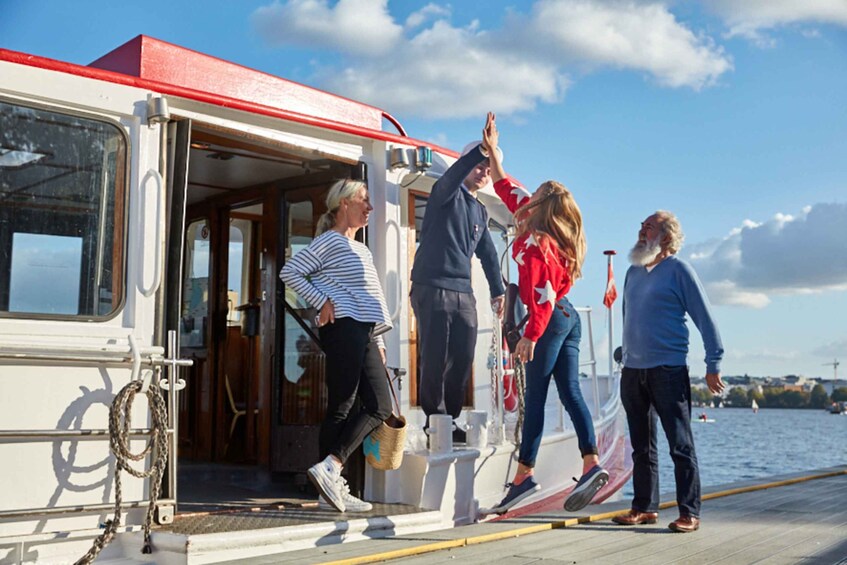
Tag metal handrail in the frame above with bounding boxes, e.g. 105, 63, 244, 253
0, 429, 169, 440
0, 499, 176, 520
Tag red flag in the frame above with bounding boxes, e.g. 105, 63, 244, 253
603, 261, 617, 308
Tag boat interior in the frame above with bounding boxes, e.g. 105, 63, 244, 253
170, 120, 368, 514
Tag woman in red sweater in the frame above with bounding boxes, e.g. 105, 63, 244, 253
482, 113, 608, 515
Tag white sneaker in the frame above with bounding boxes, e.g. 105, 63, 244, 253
318, 477, 373, 513
307, 458, 345, 512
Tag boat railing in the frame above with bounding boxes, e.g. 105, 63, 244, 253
0, 332, 190, 522
490, 305, 616, 442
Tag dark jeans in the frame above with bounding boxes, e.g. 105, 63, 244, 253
410, 284, 478, 422
319, 317, 392, 464
621, 365, 700, 517
519, 297, 597, 466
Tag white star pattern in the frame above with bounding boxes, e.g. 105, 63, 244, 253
525, 233, 538, 248
535, 280, 557, 307
511, 186, 529, 205
514, 250, 525, 266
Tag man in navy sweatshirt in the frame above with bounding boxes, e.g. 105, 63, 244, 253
613, 210, 725, 533
410, 138, 505, 441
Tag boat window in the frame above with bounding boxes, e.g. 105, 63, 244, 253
181, 220, 211, 348
227, 219, 252, 325
0, 100, 127, 319
281, 198, 328, 424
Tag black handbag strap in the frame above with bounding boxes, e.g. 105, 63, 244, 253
384, 367, 402, 416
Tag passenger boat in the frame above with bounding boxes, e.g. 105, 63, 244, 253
0, 36, 631, 564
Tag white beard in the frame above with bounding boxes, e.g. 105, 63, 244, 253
629, 238, 662, 267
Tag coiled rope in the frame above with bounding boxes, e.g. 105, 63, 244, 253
75, 377, 169, 565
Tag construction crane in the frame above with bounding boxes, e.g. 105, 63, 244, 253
822, 359, 840, 381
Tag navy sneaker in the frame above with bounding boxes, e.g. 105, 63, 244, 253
563, 465, 609, 512
489, 476, 541, 515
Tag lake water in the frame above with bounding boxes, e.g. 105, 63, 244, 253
621, 407, 847, 498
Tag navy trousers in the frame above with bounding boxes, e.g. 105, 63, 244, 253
621, 365, 701, 517
410, 283, 478, 422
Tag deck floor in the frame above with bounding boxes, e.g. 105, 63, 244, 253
230, 466, 847, 565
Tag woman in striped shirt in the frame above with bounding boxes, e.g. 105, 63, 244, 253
280, 179, 392, 514
482, 113, 609, 515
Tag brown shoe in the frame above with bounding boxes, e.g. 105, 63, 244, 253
611, 509, 659, 525
668, 515, 700, 533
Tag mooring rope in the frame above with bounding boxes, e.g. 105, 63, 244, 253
75, 377, 169, 565
511, 360, 526, 452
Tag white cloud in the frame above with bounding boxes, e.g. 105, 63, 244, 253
319, 20, 566, 119
814, 339, 847, 358
684, 203, 847, 308
251, 0, 732, 118
423, 132, 450, 148
522, 0, 732, 89
708, 0, 847, 45
251, 0, 403, 56
406, 3, 451, 29
704, 281, 771, 309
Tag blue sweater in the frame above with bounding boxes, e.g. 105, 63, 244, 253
410, 145, 505, 298
622, 255, 724, 374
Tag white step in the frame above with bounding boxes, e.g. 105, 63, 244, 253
147, 508, 445, 564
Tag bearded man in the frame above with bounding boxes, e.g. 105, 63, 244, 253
613, 210, 725, 533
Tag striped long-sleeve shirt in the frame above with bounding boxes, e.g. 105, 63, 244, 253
280, 230, 392, 348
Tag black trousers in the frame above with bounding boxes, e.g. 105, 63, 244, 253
410, 283, 478, 422
621, 365, 700, 517
318, 317, 392, 464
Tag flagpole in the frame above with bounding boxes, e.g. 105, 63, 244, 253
604, 250, 617, 380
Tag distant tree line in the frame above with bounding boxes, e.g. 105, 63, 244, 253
692, 385, 847, 409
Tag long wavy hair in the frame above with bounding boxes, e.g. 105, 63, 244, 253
514, 180, 586, 279
315, 178, 366, 236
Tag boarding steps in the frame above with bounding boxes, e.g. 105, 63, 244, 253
52, 507, 443, 565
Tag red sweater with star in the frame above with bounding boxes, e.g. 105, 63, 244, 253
493, 178, 572, 342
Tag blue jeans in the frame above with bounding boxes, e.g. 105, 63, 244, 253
621, 365, 700, 517
518, 298, 597, 467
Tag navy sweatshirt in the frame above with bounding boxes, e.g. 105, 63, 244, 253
411, 144, 506, 298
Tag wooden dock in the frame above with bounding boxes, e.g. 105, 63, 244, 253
226, 466, 847, 565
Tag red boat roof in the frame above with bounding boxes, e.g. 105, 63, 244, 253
89, 36, 385, 131
0, 35, 440, 148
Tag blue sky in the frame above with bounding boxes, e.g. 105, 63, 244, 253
3, 1, 846, 380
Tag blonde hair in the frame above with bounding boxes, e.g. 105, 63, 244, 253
315, 179, 366, 236
515, 180, 586, 279
654, 210, 684, 254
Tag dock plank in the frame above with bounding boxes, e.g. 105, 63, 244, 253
223, 467, 847, 565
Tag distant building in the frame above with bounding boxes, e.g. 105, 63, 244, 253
817, 379, 847, 396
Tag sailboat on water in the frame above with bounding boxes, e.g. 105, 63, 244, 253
752, 398, 759, 413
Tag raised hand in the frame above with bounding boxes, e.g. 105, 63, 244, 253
482, 112, 499, 156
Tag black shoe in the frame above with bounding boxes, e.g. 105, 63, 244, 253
452, 427, 467, 444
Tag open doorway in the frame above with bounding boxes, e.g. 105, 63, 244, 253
169, 121, 363, 512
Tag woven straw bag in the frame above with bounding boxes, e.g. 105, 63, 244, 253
364, 369, 406, 470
